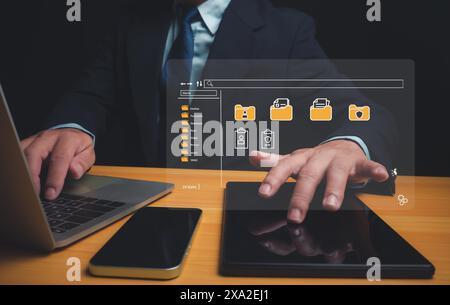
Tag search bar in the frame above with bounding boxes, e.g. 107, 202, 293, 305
202, 79, 404, 89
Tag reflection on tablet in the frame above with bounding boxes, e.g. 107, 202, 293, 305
221, 182, 434, 278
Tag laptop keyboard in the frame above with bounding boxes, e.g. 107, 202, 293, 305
40, 193, 126, 234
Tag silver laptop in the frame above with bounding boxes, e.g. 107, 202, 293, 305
0, 84, 174, 251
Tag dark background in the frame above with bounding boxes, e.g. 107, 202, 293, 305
0, 0, 449, 176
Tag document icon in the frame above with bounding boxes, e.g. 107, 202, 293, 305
260, 129, 275, 150
310, 98, 332, 121
270, 98, 293, 121
234, 104, 256, 121
235, 127, 248, 150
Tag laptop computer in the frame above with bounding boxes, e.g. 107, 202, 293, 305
0, 83, 174, 251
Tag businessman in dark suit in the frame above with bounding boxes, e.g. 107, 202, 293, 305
20, 0, 396, 224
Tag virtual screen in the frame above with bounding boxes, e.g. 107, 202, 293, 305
165, 59, 415, 208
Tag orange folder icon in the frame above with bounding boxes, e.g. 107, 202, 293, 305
234, 104, 256, 121
181, 128, 189, 133
181, 142, 188, 148
270, 98, 293, 121
181, 105, 189, 111
181, 120, 189, 126
181, 112, 189, 119
310, 98, 333, 121
181, 156, 189, 162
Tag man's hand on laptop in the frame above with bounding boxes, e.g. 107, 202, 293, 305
249, 140, 389, 224
20, 128, 95, 200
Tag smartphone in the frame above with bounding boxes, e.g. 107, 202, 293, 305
89, 207, 202, 280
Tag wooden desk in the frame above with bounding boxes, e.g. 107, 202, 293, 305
0, 166, 449, 284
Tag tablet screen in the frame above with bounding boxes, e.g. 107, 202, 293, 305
221, 182, 434, 278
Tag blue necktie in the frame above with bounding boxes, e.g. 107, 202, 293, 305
163, 5, 200, 85
157, 6, 200, 165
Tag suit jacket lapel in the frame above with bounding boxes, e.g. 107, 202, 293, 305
127, 6, 172, 163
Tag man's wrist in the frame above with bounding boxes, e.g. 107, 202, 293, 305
321, 136, 371, 160
49, 123, 95, 145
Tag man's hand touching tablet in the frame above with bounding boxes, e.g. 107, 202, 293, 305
250, 140, 389, 223
20, 128, 95, 200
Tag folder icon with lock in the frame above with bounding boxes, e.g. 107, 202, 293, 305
270, 98, 293, 121
310, 98, 333, 121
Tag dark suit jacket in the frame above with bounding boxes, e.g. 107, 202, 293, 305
45, 0, 397, 193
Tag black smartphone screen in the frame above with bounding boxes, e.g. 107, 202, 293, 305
90, 207, 201, 269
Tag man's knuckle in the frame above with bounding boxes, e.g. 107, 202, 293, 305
330, 162, 350, 174
49, 153, 69, 163
298, 168, 319, 183
39, 129, 54, 138
23, 148, 34, 159
76, 162, 87, 171
71, 137, 83, 147
263, 172, 279, 185
291, 192, 309, 206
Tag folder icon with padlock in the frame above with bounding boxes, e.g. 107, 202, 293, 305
234, 104, 256, 121
270, 98, 293, 121
310, 98, 333, 121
